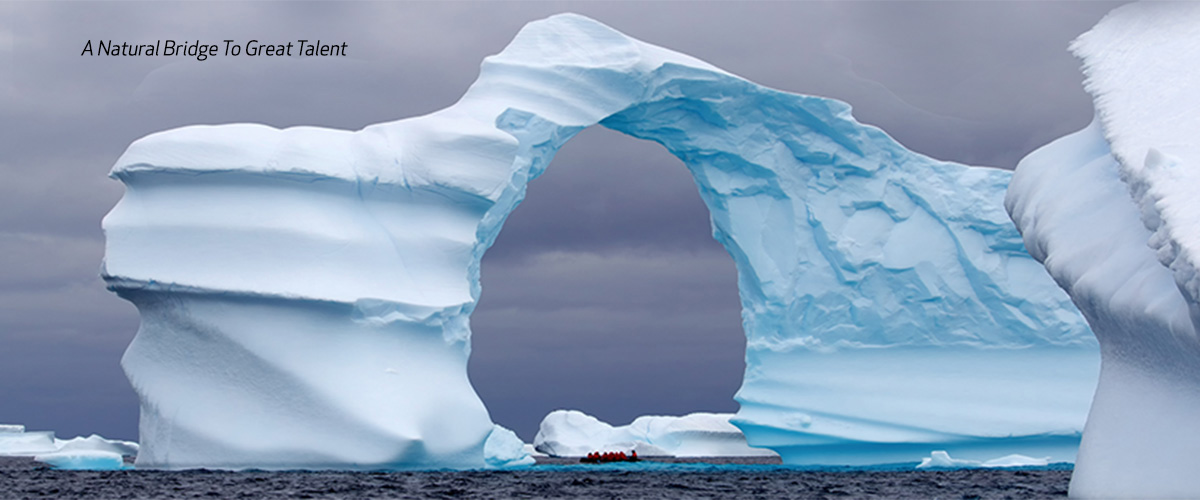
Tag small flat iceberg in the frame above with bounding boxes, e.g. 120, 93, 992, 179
0, 423, 137, 470
534, 410, 778, 458
916, 450, 1050, 469
34, 450, 130, 471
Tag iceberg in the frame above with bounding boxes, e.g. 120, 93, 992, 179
52, 434, 141, 457
0, 424, 138, 470
1006, 3, 1200, 498
533, 410, 776, 458
0, 427, 57, 456
915, 450, 1050, 469
34, 450, 130, 471
483, 424, 536, 468
103, 13, 1095, 469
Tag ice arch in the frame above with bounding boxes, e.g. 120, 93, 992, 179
102, 14, 1096, 469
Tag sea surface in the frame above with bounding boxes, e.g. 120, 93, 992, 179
0, 456, 1072, 499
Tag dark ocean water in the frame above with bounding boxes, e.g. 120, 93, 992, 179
0, 457, 1071, 499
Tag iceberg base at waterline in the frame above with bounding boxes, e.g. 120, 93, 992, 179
734, 348, 1094, 466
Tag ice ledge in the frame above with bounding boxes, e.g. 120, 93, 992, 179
105, 277, 472, 333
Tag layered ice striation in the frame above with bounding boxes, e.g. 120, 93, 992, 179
103, 13, 1095, 469
533, 410, 776, 458
1006, 3, 1200, 498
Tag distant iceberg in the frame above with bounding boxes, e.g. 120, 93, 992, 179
533, 410, 776, 458
34, 450, 131, 471
916, 450, 1050, 469
103, 13, 1096, 469
0, 424, 56, 456
0, 424, 137, 470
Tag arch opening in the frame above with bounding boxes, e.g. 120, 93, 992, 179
468, 126, 745, 442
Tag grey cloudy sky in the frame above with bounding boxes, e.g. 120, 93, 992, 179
0, 1, 1120, 442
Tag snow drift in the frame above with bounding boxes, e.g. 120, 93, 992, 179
104, 13, 1095, 469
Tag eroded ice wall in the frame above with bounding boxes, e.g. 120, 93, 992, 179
599, 66, 1097, 465
104, 13, 1094, 469
1006, 3, 1200, 498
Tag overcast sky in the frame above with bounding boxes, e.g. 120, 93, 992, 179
0, 1, 1120, 442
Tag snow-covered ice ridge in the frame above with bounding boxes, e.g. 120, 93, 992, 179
533, 410, 777, 458
103, 13, 1096, 469
1006, 3, 1200, 498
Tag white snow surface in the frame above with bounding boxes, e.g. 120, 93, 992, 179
533, 410, 776, 458
1073, 2, 1200, 324
1006, 4, 1200, 498
104, 13, 1095, 469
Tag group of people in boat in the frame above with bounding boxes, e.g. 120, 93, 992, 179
580, 450, 639, 463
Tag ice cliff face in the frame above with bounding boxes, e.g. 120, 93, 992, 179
103, 13, 1095, 469
1006, 4, 1200, 498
